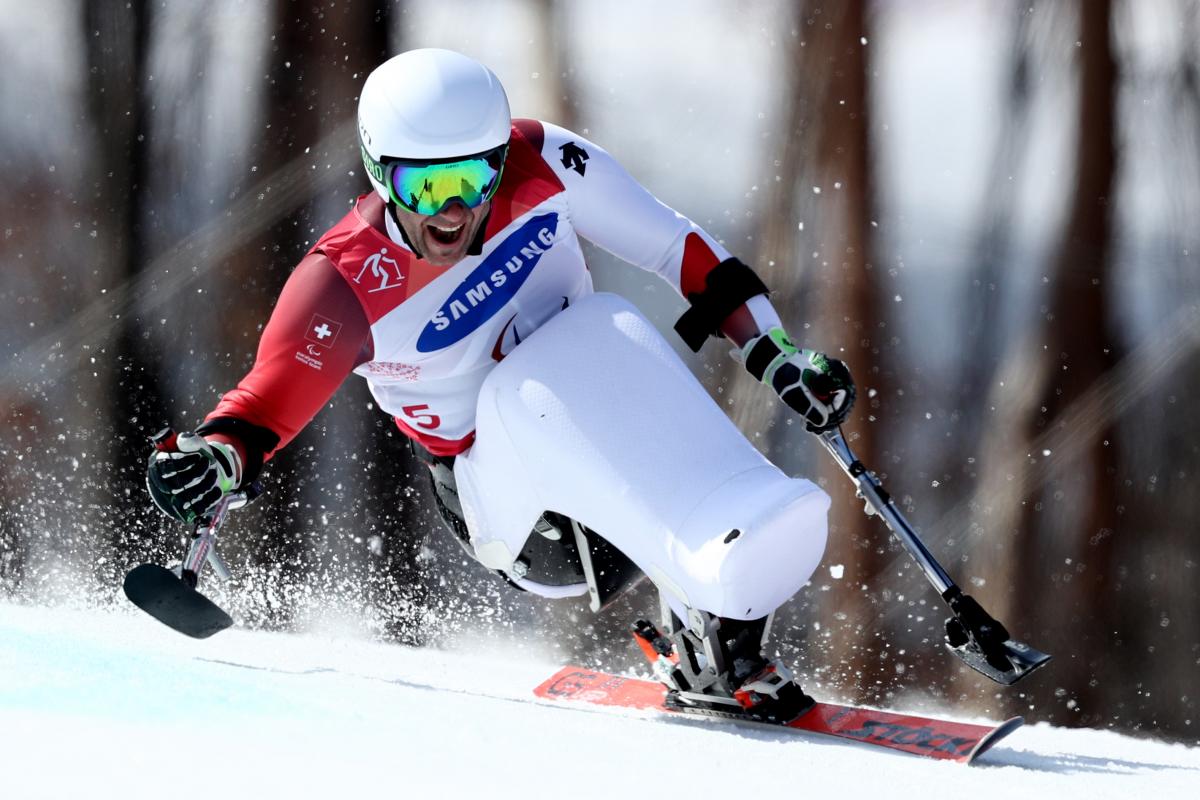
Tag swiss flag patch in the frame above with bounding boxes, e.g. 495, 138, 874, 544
305, 314, 342, 348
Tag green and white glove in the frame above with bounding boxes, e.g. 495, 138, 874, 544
146, 432, 243, 524
741, 327, 856, 432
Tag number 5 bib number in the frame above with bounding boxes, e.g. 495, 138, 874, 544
401, 404, 441, 430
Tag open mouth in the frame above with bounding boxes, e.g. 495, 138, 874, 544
426, 221, 466, 247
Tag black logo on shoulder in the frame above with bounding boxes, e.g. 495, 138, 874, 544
559, 141, 589, 176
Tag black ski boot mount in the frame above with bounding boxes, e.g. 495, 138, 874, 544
633, 596, 814, 724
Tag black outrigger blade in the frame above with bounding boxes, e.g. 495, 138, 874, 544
942, 589, 1051, 685
815, 427, 1052, 686
123, 564, 233, 639
124, 442, 256, 638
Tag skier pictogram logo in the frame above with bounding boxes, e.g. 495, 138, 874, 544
355, 247, 405, 293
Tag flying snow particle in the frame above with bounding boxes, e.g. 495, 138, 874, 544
830, 564, 845, 579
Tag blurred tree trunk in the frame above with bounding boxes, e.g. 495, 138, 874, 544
85, 0, 164, 582
721, 6, 813, 448
1019, 0, 1120, 724
206, 0, 320, 630
1141, 0, 1200, 737
955, 7, 1034, 466
924, 5, 1037, 706
795, 3, 894, 704
0, 401, 45, 592
534, 0, 580, 131
979, 0, 1121, 725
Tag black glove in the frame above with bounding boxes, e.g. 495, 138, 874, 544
146, 432, 243, 524
741, 327, 856, 432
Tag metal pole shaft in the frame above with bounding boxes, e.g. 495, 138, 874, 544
817, 428, 956, 597
181, 492, 244, 581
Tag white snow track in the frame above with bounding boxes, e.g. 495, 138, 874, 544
1, 602, 1196, 799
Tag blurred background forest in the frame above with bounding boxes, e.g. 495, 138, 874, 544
1, 0, 1198, 743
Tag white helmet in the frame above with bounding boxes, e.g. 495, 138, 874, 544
357, 49, 512, 202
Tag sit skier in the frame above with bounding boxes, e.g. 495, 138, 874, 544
146, 48, 855, 721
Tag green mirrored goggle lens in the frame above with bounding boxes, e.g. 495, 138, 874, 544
389, 157, 502, 216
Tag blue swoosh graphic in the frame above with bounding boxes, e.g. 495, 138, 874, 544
417, 213, 558, 352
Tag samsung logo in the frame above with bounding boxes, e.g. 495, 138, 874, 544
417, 213, 559, 352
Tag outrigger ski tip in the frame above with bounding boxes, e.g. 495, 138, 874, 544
817, 427, 1053, 686
123, 563, 233, 639
123, 455, 251, 639
941, 588, 1052, 684
947, 636, 1052, 685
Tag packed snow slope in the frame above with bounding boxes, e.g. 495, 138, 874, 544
1, 602, 1196, 800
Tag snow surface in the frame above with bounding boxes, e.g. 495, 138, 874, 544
2, 602, 1197, 799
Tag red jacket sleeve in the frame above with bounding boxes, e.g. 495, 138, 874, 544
204, 253, 372, 464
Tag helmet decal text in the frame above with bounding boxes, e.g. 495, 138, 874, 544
360, 143, 387, 186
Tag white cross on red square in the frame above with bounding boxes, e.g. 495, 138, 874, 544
304, 314, 342, 348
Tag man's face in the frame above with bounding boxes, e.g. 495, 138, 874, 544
394, 199, 491, 267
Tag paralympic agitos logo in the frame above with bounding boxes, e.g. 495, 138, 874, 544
416, 213, 559, 352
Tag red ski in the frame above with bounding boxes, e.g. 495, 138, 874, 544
533, 666, 1022, 765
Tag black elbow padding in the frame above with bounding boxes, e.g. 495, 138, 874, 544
673, 257, 770, 352
195, 417, 281, 484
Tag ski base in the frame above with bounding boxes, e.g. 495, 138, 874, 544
534, 666, 1022, 764
123, 564, 233, 639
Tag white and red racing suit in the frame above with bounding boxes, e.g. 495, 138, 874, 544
202, 119, 767, 468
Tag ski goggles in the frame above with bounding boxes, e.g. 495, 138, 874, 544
361, 143, 507, 216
